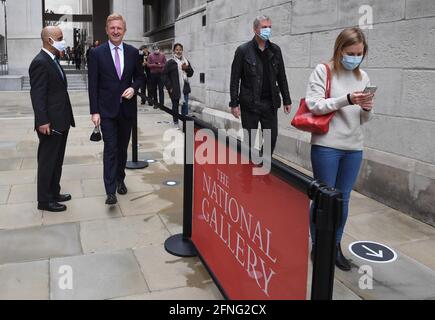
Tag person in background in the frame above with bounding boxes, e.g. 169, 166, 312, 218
139, 45, 151, 105
147, 44, 166, 109
306, 27, 375, 271
163, 43, 194, 127
229, 15, 292, 156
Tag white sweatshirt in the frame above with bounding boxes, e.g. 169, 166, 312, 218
305, 63, 374, 151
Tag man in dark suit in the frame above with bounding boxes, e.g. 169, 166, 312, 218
29, 26, 75, 212
88, 14, 144, 205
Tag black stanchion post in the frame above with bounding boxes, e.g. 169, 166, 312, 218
126, 116, 149, 170
311, 186, 342, 300
164, 119, 198, 257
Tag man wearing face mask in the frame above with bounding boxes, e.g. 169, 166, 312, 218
230, 15, 292, 157
29, 26, 75, 212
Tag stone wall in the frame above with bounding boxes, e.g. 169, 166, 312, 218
175, 0, 435, 226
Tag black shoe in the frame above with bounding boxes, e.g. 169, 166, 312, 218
38, 202, 67, 212
153, 104, 159, 109
141, 100, 146, 105
55, 194, 72, 203
117, 182, 128, 195
336, 243, 352, 271
105, 194, 118, 205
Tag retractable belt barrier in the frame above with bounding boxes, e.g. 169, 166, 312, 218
155, 105, 342, 300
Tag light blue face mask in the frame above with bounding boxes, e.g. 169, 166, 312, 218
342, 55, 363, 71
259, 28, 272, 41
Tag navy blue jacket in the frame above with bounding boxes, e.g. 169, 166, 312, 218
88, 42, 144, 119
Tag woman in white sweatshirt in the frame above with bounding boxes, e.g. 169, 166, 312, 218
306, 27, 375, 271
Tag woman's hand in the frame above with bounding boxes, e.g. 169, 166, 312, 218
350, 92, 374, 106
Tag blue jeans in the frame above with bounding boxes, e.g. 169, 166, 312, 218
310, 145, 363, 245
172, 94, 189, 124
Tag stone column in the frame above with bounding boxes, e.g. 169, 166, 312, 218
112, 0, 144, 48
7, 0, 43, 75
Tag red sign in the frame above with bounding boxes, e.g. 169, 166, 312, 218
192, 130, 310, 300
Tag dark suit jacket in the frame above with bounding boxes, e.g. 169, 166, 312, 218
29, 50, 75, 131
88, 42, 144, 119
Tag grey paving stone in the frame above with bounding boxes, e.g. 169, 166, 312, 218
134, 245, 212, 292
0, 202, 42, 230
43, 196, 122, 225
0, 223, 82, 265
0, 260, 49, 300
80, 214, 171, 254
113, 283, 223, 300
336, 234, 435, 300
50, 250, 149, 300
0, 185, 9, 204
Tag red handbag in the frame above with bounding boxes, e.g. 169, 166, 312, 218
291, 63, 335, 134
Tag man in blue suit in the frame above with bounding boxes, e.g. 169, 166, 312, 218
88, 13, 144, 205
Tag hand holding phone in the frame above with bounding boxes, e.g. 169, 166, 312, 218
363, 85, 378, 95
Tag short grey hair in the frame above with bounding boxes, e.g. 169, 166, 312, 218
253, 15, 271, 29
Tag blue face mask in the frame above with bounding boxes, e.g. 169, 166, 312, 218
259, 28, 272, 41
342, 55, 363, 71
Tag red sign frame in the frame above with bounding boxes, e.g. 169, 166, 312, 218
191, 130, 310, 300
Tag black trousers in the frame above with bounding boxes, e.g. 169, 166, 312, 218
149, 73, 165, 106
141, 73, 148, 102
100, 114, 133, 195
37, 130, 69, 203
241, 101, 278, 156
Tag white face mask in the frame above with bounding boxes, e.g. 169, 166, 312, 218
50, 37, 67, 52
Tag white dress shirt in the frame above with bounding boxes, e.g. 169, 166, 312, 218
108, 41, 125, 76
42, 48, 56, 60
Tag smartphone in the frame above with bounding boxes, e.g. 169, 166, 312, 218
363, 85, 378, 94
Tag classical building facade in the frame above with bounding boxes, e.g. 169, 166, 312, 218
4, 0, 145, 76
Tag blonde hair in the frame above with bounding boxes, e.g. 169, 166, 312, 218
331, 27, 368, 80
106, 13, 126, 29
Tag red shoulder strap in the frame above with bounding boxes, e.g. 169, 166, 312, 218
323, 63, 331, 99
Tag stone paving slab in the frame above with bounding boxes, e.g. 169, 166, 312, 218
118, 188, 183, 217
42, 196, 122, 225
349, 192, 391, 216
0, 169, 35, 186
134, 245, 212, 292
0, 202, 42, 230
50, 250, 149, 300
0, 185, 9, 204
113, 284, 223, 300
0, 223, 82, 265
7, 181, 83, 204
0, 158, 22, 171
396, 236, 435, 271
0, 260, 49, 300
336, 234, 435, 300
346, 209, 435, 246
80, 215, 171, 254
80, 176, 155, 199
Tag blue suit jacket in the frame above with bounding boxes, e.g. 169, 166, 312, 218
88, 42, 144, 119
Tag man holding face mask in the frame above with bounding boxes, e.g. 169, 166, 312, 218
29, 26, 76, 212
88, 14, 144, 206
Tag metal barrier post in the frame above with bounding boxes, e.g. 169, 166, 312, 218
311, 186, 343, 300
164, 118, 198, 257
126, 116, 149, 170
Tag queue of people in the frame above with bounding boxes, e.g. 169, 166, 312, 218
29, 12, 375, 274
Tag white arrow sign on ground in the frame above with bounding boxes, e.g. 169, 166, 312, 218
362, 245, 384, 258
